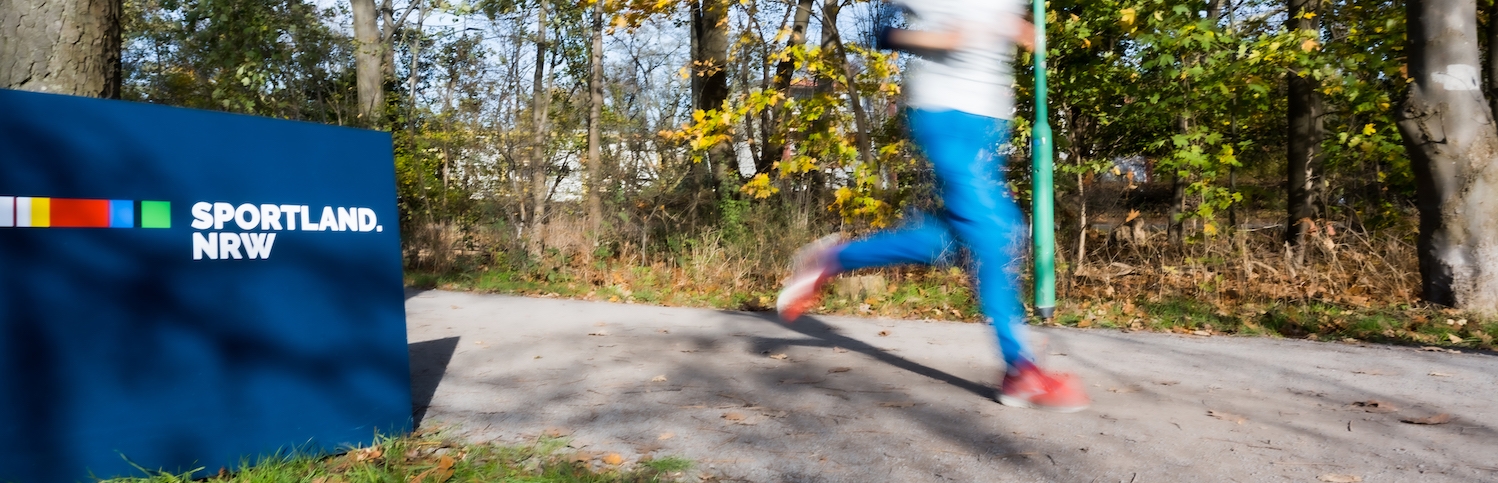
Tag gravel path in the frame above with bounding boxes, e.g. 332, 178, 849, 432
406, 289, 1498, 482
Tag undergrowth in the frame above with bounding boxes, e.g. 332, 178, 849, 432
404, 202, 1496, 352
101, 432, 698, 483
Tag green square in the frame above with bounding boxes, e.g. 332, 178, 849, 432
140, 201, 171, 229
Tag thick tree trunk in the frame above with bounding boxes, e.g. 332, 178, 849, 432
587, 0, 605, 237
1, 0, 122, 98
529, 0, 551, 249
760, 0, 815, 176
1285, 0, 1324, 261
352, 0, 383, 124
1397, 0, 1498, 311
691, 0, 731, 190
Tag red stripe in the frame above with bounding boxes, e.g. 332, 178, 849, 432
51, 198, 111, 228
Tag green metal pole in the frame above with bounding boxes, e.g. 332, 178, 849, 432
1030, 0, 1056, 319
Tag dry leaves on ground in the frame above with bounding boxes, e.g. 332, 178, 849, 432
833, 346, 849, 353
602, 453, 624, 466
1208, 410, 1247, 424
768, 353, 789, 360
1400, 413, 1452, 425
650, 375, 668, 382
828, 367, 852, 373
877, 330, 890, 336
408, 455, 454, 483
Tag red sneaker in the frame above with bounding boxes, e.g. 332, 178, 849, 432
997, 363, 1090, 413
775, 235, 842, 322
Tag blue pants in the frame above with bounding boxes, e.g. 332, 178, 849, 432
836, 109, 1033, 367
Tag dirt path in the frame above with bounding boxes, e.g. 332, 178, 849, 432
406, 289, 1498, 482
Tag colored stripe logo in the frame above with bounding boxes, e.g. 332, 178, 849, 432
0, 197, 169, 229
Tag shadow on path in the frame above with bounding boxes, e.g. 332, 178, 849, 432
409, 337, 460, 428
727, 311, 995, 400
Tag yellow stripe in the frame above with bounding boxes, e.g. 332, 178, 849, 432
33, 197, 49, 227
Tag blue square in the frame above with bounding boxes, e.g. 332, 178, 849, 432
109, 199, 134, 228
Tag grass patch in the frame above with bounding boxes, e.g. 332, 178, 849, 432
1049, 297, 1497, 351
102, 433, 697, 483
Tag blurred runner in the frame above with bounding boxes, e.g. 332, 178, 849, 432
775, 0, 1088, 412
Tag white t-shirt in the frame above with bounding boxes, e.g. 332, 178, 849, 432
892, 0, 1027, 120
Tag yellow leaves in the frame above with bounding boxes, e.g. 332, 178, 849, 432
1300, 38, 1320, 52
1119, 7, 1137, 31
1362, 123, 1377, 136
740, 173, 779, 199
1203, 222, 1219, 237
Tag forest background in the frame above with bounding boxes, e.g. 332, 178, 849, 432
23, 0, 1498, 348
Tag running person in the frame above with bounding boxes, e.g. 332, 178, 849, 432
775, 0, 1089, 412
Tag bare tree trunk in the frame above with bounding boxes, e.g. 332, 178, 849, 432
352, 0, 383, 124
587, 0, 605, 238
406, 2, 426, 134
823, 7, 875, 172
760, 0, 815, 176
1286, 0, 1324, 263
381, 0, 397, 78
1, 0, 122, 98
1397, 0, 1498, 312
529, 0, 551, 251
1489, 0, 1498, 118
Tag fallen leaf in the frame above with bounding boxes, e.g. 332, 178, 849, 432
658, 432, 674, 440
1077, 319, 1094, 328
1351, 400, 1398, 413
1401, 413, 1452, 425
408, 455, 455, 483
879, 401, 917, 408
1191, 330, 1211, 336
877, 330, 890, 337
768, 353, 789, 360
828, 366, 852, 373
833, 346, 849, 353
1429, 372, 1453, 377
602, 453, 624, 466
1208, 410, 1247, 424
1420, 346, 1444, 352
1448, 333, 1464, 344
650, 375, 668, 382
1317, 474, 1362, 483
722, 412, 746, 421
351, 447, 383, 462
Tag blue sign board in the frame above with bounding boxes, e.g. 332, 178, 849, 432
0, 89, 411, 483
